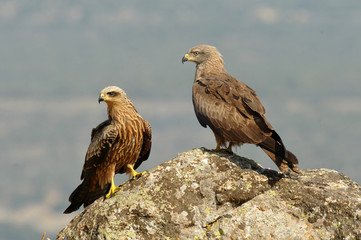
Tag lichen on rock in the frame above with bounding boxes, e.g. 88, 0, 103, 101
57, 148, 361, 240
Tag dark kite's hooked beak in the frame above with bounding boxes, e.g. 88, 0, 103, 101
181, 55, 188, 64
98, 96, 104, 104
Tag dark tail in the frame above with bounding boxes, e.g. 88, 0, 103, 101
64, 179, 110, 214
258, 130, 300, 173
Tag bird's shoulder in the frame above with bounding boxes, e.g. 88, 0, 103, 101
194, 75, 266, 116
89, 120, 118, 148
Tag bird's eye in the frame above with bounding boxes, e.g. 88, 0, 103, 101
193, 51, 199, 56
108, 91, 115, 96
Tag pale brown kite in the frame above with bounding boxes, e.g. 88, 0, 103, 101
182, 45, 300, 173
64, 86, 152, 213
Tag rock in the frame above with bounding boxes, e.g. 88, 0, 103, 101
57, 148, 361, 240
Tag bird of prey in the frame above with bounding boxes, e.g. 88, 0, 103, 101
64, 86, 152, 213
182, 44, 300, 173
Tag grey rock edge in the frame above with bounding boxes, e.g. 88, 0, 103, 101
57, 148, 361, 240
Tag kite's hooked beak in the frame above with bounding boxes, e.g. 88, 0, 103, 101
182, 54, 189, 64
98, 93, 105, 103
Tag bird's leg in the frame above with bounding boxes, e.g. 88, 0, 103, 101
128, 164, 146, 180
208, 142, 221, 152
216, 142, 221, 151
211, 141, 234, 154
106, 177, 121, 198
216, 143, 233, 154
226, 143, 234, 154
207, 135, 233, 154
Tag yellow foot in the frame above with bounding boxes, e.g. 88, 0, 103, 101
205, 143, 234, 154
133, 171, 147, 180
106, 178, 121, 198
128, 164, 147, 180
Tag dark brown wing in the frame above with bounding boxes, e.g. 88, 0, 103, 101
192, 77, 272, 145
64, 120, 118, 213
192, 77, 298, 171
81, 120, 118, 180
133, 119, 152, 171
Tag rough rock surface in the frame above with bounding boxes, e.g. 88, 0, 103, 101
57, 148, 361, 240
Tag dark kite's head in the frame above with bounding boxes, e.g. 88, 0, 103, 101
182, 44, 223, 65
98, 86, 128, 104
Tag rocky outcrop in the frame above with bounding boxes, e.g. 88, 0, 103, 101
57, 148, 361, 240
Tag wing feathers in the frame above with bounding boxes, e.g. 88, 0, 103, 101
192, 75, 299, 172
81, 120, 118, 180
193, 78, 272, 145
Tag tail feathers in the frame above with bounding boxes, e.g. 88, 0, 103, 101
63, 182, 87, 214
285, 149, 299, 165
258, 131, 300, 173
64, 179, 110, 214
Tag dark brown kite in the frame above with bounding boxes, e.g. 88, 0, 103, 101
182, 45, 300, 173
64, 86, 152, 213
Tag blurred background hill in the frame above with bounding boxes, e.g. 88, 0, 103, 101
0, 0, 360, 239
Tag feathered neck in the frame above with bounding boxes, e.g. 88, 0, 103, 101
195, 56, 226, 80
106, 101, 137, 121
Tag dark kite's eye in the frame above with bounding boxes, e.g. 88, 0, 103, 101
193, 51, 199, 56
108, 91, 115, 96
